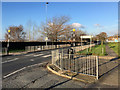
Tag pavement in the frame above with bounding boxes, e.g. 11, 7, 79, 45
105, 45, 118, 57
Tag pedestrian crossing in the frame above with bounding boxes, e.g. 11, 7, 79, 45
25, 53, 51, 58
2, 53, 51, 64
33, 54, 44, 57
42, 55, 51, 57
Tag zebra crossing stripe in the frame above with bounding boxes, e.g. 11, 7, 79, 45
42, 55, 51, 57
34, 54, 44, 57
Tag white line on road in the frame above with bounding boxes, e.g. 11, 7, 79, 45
30, 59, 34, 61
34, 54, 43, 57
42, 54, 51, 58
25, 54, 34, 56
3, 67, 26, 78
3, 62, 48, 79
2, 58, 19, 64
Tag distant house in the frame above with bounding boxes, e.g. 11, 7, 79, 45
107, 35, 120, 42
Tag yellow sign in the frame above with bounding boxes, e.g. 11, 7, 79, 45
73, 29, 75, 32
8, 30, 11, 33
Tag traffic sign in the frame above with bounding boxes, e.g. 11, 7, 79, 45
80, 35, 93, 39
45, 37, 48, 41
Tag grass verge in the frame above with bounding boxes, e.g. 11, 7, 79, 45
78, 44, 107, 56
108, 42, 119, 55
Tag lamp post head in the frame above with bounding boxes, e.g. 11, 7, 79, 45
46, 2, 49, 4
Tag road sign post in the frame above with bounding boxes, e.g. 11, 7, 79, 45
80, 35, 93, 52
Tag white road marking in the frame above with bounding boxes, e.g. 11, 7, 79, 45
30, 59, 34, 61
25, 54, 34, 56
2, 58, 19, 64
42, 54, 51, 58
3, 67, 26, 78
3, 62, 48, 79
34, 54, 43, 57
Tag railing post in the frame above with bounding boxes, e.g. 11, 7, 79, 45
52, 50, 55, 64
96, 56, 99, 80
60, 53, 63, 71
89, 55, 90, 74
69, 53, 71, 70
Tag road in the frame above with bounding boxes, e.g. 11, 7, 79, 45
2, 47, 70, 78
2, 44, 119, 88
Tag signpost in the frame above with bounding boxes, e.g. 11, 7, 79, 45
45, 37, 48, 47
80, 35, 93, 51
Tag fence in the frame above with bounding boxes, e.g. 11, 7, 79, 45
52, 49, 99, 80
1, 47, 7, 55
25, 44, 95, 53
25, 44, 71, 52
72, 44, 95, 52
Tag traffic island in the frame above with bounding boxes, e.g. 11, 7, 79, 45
47, 64, 97, 84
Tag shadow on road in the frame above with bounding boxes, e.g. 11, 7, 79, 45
45, 79, 72, 89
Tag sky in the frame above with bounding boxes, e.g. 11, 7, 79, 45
2, 2, 118, 40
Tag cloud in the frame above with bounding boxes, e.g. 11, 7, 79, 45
72, 23, 85, 28
94, 24, 103, 28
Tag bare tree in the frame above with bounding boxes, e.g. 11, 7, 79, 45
25, 20, 32, 41
41, 16, 72, 42
25, 20, 42, 42
74, 29, 87, 42
5, 25, 26, 42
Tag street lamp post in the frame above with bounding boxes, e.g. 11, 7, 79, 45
45, 2, 48, 47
